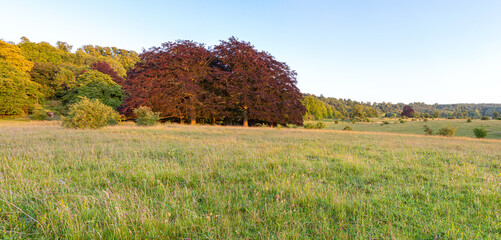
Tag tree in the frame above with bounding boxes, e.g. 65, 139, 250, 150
63, 81, 124, 109
302, 95, 327, 120
402, 105, 415, 118
76, 70, 116, 86
124, 40, 214, 124
0, 60, 41, 115
29, 62, 59, 98
213, 37, 305, 126
493, 111, 500, 119
56, 41, 73, 52
79, 45, 139, 70
91, 61, 125, 85
0, 40, 33, 72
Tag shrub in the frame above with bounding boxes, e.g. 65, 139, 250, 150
315, 122, 326, 129
382, 121, 389, 125
133, 106, 160, 126
423, 125, 433, 135
498, 117, 501, 120
466, 118, 472, 123
437, 125, 457, 137
303, 122, 325, 129
400, 119, 405, 123
286, 124, 298, 128
335, 119, 339, 124
30, 105, 50, 120
423, 118, 428, 122
343, 125, 352, 131
473, 128, 487, 138
481, 116, 490, 120
62, 97, 121, 129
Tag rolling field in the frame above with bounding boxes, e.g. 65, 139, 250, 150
1, 121, 501, 239
309, 118, 501, 139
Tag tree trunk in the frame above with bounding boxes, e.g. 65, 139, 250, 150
179, 117, 184, 125
243, 106, 249, 127
190, 117, 196, 125
212, 117, 216, 125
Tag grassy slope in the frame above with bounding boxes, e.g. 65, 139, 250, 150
0, 121, 500, 239
309, 119, 501, 139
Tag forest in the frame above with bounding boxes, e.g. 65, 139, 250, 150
1, 37, 500, 127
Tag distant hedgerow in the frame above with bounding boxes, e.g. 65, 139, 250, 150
473, 128, 487, 138
481, 116, 490, 120
62, 97, 121, 129
133, 106, 160, 126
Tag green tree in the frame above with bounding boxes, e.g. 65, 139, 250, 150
0, 61, 41, 115
63, 81, 124, 109
302, 95, 327, 120
76, 70, 116, 86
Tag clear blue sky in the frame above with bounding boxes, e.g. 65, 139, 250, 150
1, 0, 500, 104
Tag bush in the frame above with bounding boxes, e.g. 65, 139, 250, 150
498, 117, 501, 120
473, 128, 487, 138
466, 118, 472, 123
423, 125, 433, 135
62, 97, 121, 129
286, 124, 298, 128
335, 119, 339, 124
304, 122, 326, 129
343, 125, 352, 131
423, 118, 428, 122
133, 106, 160, 126
382, 121, 389, 125
481, 116, 490, 120
437, 125, 457, 137
315, 122, 326, 129
30, 105, 50, 120
400, 119, 405, 123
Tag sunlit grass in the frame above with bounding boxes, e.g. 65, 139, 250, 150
0, 121, 500, 238
309, 118, 501, 139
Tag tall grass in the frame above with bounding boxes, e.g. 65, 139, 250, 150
0, 121, 500, 238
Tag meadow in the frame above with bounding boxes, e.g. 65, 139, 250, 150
309, 118, 501, 139
0, 121, 500, 239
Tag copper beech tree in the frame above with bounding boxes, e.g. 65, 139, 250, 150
123, 38, 305, 126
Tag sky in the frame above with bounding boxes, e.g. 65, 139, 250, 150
1, 0, 500, 104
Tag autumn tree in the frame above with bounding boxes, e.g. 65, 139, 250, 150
0, 61, 41, 115
213, 37, 305, 126
0, 40, 33, 72
401, 105, 415, 118
91, 61, 125, 85
124, 40, 214, 124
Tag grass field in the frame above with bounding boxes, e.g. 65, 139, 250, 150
307, 118, 501, 139
1, 121, 501, 239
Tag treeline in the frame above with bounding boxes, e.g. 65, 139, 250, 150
0, 37, 305, 126
303, 94, 501, 120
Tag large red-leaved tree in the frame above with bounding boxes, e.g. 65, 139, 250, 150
213, 37, 305, 126
123, 40, 215, 124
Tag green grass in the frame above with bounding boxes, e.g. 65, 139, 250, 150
309, 118, 501, 139
1, 121, 500, 239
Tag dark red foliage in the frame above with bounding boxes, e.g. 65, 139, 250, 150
91, 61, 125, 85
213, 37, 305, 126
123, 40, 215, 124
401, 105, 415, 118
123, 37, 305, 126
